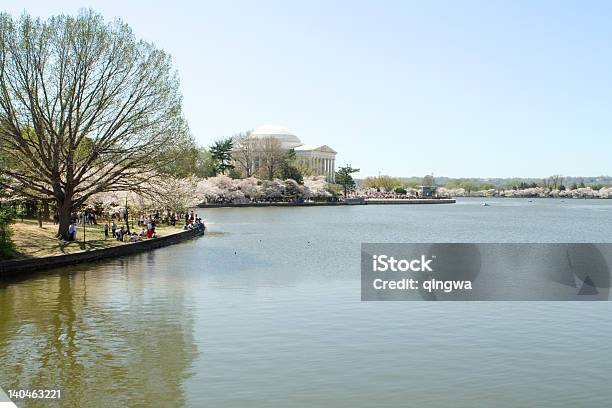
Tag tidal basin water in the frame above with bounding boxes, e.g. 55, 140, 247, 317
2, 198, 612, 407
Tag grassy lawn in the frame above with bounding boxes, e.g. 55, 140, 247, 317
9, 218, 185, 259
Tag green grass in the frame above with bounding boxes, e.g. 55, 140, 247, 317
9, 218, 184, 259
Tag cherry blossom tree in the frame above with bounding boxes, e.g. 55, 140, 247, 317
304, 176, 331, 200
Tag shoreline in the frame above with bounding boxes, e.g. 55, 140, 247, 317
456, 196, 611, 200
197, 198, 455, 208
0, 226, 204, 279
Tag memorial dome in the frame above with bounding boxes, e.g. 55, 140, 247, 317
251, 124, 303, 149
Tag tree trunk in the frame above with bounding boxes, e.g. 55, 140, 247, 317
57, 199, 73, 240
42, 200, 50, 220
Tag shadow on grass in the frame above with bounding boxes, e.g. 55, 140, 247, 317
11, 239, 119, 259
9, 219, 185, 259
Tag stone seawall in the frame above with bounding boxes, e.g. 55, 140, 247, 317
0, 227, 204, 279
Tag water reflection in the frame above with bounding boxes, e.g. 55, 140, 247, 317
2, 199, 612, 407
0, 257, 198, 408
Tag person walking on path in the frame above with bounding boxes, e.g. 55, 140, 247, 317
104, 223, 109, 239
111, 221, 117, 238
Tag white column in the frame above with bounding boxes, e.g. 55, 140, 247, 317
323, 158, 328, 181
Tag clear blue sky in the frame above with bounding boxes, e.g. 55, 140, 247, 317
5, 0, 612, 178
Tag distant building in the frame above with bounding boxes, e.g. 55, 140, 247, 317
418, 186, 437, 198
246, 125, 337, 182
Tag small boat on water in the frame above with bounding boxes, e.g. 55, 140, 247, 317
482, 202, 489, 206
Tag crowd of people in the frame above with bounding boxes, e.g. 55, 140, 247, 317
57, 209, 100, 226
183, 210, 205, 231
64, 210, 205, 242
102, 218, 158, 242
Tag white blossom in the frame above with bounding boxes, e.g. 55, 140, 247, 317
236, 177, 259, 198
303, 176, 330, 199
261, 179, 285, 199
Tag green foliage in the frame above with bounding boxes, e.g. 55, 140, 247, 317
159, 145, 196, 178
401, 179, 419, 189
362, 175, 402, 192
394, 187, 407, 194
284, 179, 303, 200
280, 150, 304, 184
513, 181, 538, 190
294, 162, 316, 177
589, 183, 610, 190
195, 149, 218, 178
209, 138, 234, 175
335, 165, 360, 197
228, 168, 243, 179
157, 145, 218, 178
421, 174, 436, 187
281, 165, 303, 184
0, 206, 16, 259
325, 183, 343, 198
444, 179, 495, 193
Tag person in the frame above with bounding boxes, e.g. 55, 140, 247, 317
116, 227, 123, 242
104, 223, 109, 239
140, 228, 146, 237
68, 222, 77, 241
129, 233, 137, 242
111, 221, 117, 238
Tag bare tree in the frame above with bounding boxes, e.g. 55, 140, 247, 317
232, 131, 256, 177
0, 10, 191, 239
549, 174, 563, 190
255, 136, 285, 180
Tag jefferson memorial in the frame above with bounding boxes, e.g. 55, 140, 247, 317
250, 124, 337, 182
